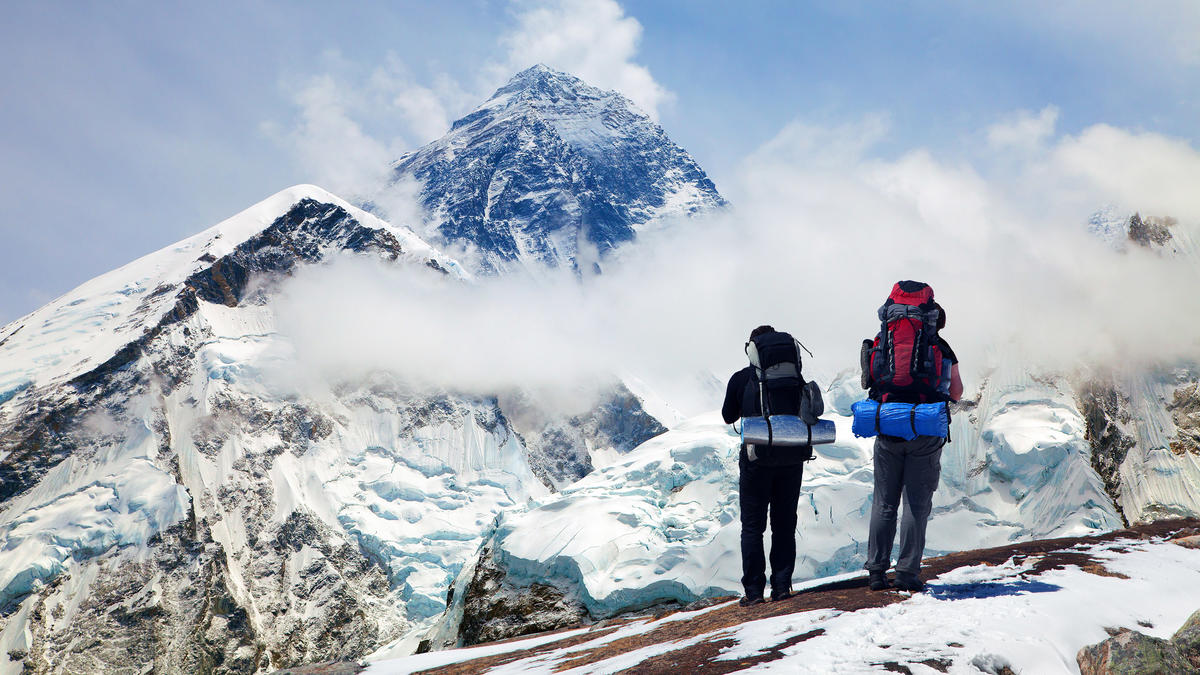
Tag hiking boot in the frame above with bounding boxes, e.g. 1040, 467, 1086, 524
770, 588, 794, 602
868, 570, 891, 591
738, 595, 765, 607
894, 572, 924, 592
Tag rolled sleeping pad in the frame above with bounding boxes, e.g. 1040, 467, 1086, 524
741, 416, 837, 446
850, 399, 949, 440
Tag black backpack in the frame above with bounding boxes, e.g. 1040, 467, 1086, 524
745, 331, 824, 427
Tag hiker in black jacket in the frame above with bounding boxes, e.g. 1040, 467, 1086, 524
721, 325, 808, 606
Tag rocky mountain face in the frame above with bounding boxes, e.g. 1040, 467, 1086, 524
390, 64, 726, 275
0, 64, 724, 672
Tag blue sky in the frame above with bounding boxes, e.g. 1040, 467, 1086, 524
1, 0, 1198, 324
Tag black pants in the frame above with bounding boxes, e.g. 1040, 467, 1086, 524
739, 454, 804, 598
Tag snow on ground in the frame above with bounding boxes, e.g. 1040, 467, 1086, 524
368, 537, 1200, 674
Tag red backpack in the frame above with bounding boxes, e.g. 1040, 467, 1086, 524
861, 281, 950, 403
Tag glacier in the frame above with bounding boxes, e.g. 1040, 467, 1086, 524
423, 358, 1123, 650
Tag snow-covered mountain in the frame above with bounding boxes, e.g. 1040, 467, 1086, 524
0, 183, 665, 673
389, 64, 726, 275
1075, 209, 1200, 524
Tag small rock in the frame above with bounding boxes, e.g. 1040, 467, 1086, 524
1172, 535, 1200, 550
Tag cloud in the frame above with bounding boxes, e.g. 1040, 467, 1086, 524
496, 0, 673, 120
1052, 124, 1200, 224
266, 73, 394, 199
367, 55, 476, 145
269, 108, 1200, 418
266, 53, 478, 232
987, 106, 1059, 151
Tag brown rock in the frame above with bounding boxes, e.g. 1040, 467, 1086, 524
1173, 535, 1200, 550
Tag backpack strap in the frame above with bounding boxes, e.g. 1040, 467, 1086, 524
755, 367, 774, 446
945, 402, 953, 442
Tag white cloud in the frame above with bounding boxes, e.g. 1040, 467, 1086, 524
987, 106, 1059, 151
269, 108, 1200, 418
1053, 124, 1200, 224
268, 53, 474, 220
273, 74, 394, 199
496, 0, 673, 120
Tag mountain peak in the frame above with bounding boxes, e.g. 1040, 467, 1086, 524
395, 67, 724, 275
498, 64, 587, 92
478, 64, 619, 118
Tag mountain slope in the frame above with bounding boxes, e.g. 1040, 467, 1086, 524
390, 64, 725, 275
0, 163, 677, 671
1077, 209, 1200, 524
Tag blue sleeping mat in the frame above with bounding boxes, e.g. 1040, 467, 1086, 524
851, 399, 949, 440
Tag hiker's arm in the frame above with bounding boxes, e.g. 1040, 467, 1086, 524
949, 363, 963, 402
721, 372, 742, 424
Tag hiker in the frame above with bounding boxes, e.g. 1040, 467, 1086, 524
860, 281, 962, 592
721, 325, 816, 605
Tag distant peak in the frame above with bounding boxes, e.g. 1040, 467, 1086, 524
514, 63, 557, 77
488, 64, 599, 104
509, 63, 574, 83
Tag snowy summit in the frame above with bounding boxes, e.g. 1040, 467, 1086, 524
391, 64, 726, 275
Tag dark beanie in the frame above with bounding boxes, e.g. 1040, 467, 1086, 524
750, 325, 775, 340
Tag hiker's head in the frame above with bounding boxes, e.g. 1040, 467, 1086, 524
934, 303, 946, 329
749, 325, 775, 340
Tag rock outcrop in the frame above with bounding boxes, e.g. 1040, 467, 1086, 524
1078, 609, 1200, 674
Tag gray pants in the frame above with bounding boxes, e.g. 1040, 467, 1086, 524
865, 434, 944, 576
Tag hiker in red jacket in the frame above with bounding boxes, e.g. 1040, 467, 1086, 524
861, 281, 962, 592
